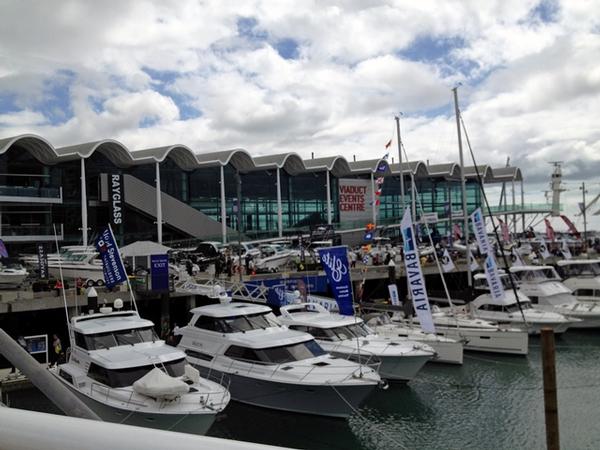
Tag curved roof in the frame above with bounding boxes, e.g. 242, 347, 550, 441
388, 161, 429, 178
56, 140, 133, 168
464, 165, 494, 183
303, 156, 352, 177
0, 133, 523, 183
0, 134, 57, 165
132, 145, 198, 170
195, 148, 256, 172
426, 163, 461, 179
348, 158, 391, 175
253, 153, 306, 175
490, 166, 523, 182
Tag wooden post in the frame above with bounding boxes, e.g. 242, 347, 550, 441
541, 328, 560, 450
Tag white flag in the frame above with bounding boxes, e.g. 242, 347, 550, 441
388, 284, 400, 306
511, 249, 525, 267
400, 208, 436, 334
442, 248, 455, 272
562, 240, 572, 260
539, 241, 551, 259
469, 252, 480, 271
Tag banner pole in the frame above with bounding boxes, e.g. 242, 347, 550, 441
107, 223, 138, 313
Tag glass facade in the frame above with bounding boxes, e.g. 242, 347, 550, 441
0, 138, 500, 254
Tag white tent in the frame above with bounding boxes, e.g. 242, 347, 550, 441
120, 241, 171, 258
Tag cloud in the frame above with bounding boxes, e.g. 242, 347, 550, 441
0, 0, 600, 229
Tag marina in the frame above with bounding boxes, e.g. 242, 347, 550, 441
1, 2, 600, 449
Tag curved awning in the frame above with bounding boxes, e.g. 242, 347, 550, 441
56, 139, 133, 168
388, 161, 429, 178
196, 148, 256, 172
303, 156, 352, 177
426, 163, 461, 179
132, 145, 198, 170
253, 153, 306, 175
348, 158, 391, 175
490, 166, 523, 182
0, 134, 58, 165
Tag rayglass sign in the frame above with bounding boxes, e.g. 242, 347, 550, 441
338, 179, 372, 222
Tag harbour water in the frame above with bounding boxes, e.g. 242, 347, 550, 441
5, 330, 600, 449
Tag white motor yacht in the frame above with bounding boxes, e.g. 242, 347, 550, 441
557, 259, 600, 303
47, 251, 105, 286
279, 303, 435, 382
50, 302, 230, 435
254, 244, 293, 272
363, 313, 464, 365
391, 307, 529, 355
176, 301, 381, 418
0, 263, 29, 287
510, 265, 600, 328
465, 273, 575, 335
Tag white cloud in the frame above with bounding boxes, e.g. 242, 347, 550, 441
1, 0, 600, 229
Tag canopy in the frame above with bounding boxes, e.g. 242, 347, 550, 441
119, 241, 172, 257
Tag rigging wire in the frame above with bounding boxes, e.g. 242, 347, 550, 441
458, 111, 529, 327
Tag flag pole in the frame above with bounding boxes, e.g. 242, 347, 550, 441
107, 223, 138, 313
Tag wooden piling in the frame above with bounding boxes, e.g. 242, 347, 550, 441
541, 327, 560, 450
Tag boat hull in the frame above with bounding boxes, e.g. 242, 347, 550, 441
377, 354, 431, 382
193, 365, 375, 418
53, 374, 217, 435
435, 327, 529, 355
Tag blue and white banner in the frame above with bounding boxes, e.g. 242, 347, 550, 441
37, 243, 48, 279
484, 254, 506, 303
95, 227, 127, 289
388, 283, 400, 306
470, 208, 492, 255
150, 254, 169, 292
318, 246, 354, 316
401, 208, 435, 334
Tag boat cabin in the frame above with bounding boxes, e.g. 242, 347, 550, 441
509, 266, 562, 284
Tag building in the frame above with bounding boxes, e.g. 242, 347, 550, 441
0, 134, 525, 253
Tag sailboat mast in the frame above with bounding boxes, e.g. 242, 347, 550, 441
395, 115, 406, 212
453, 87, 472, 288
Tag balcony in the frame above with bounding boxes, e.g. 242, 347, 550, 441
0, 185, 62, 204
0, 224, 64, 242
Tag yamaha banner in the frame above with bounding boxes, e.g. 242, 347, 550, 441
317, 246, 354, 316
110, 174, 124, 227
150, 254, 169, 292
95, 227, 127, 289
37, 244, 48, 279
400, 208, 435, 334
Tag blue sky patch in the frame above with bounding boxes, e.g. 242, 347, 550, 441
275, 38, 299, 60
529, 0, 559, 23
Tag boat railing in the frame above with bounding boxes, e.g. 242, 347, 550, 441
205, 353, 374, 383
324, 342, 382, 373
89, 382, 147, 408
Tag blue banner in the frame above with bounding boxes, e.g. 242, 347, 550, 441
317, 246, 354, 316
0, 239, 8, 258
95, 227, 127, 289
150, 254, 169, 292
267, 284, 288, 307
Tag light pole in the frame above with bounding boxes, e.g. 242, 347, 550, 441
580, 182, 588, 252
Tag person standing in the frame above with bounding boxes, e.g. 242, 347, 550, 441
52, 334, 63, 365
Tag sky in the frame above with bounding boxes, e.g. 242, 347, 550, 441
0, 0, 599, 232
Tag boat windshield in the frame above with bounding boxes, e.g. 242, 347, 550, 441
475, 275, 514, 291
224, 340, 327, 365
194, 312, 279, 333
504, 302, 531, 313
87, 358, 186, 388
317, 323, 371, 341
512, 268, 561, 283
78, 326, 158, 350
559, 262, 600, 278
